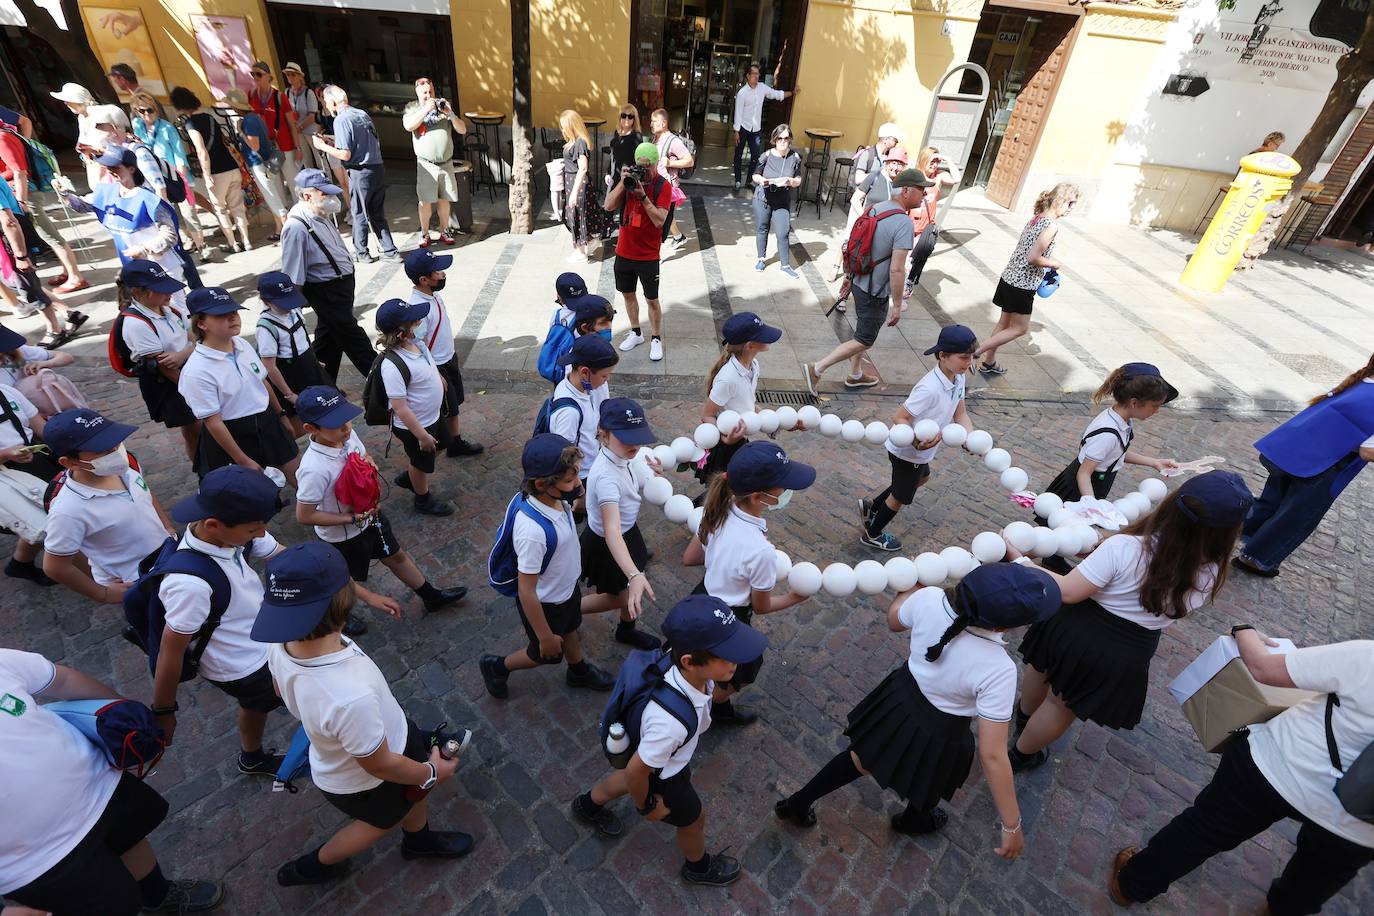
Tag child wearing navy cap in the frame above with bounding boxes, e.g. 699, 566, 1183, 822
683, 440, 814, 725
549, 333, 619, 499
179, 287, 300, 483
695, 311, 783, 488
777, 563, 1058, 854
406, 249, 483, 459
572, 594, 766, 886
256, 542, 475, 887
1007, 470, 1253, 771
860, 324, 977, 552
115, 259, 200, 460
255, 271, 326, 439
549, 271, 589, 329
480, 433, 616, 698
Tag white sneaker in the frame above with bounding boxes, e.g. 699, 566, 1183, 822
619, 331, 645, 352
649, 338, 663, 361
566, 251, 589, 264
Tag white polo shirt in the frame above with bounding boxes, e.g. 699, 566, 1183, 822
585, 446, 643, 536
637, 664, 713, 778
0, 383, 37, 450
514, 495, 579, 603
179, 338, 271, 421
295, 432, 369, 543
548, 377, 607, 478
1248, 640, 1374, 848
707, 356, 759, 414
380, 343, 444, 430
0, 345, 54, 388
44, 467, 168, 584
120, 301, 189, 361
1076, 534, 1217, 631
268, 637, 410, 795
0, 650, 122, 895
899, 587, 1017, 720
1077, 407, 1134, 473
702, 505, 776, 607
410, 289, 455, 364
159, 528, 280, 683
887, 366, 965, 464
255, 307, 312, 359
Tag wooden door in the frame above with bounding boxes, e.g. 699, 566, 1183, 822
762, 0, 808, 135
984, 13, 1077, 209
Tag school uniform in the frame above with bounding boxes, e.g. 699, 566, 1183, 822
882, 366, 966, 504
380, 343, 449, 474
0, 344, 54, 388
548, 376, 606, 479
120, 301, 197, 428
637, 665, 715, 828
295, 431, 401, 581
256, 306, 326, 417
1042, 407, 1134, 505
0, 383, 59, 482
43, 465, 167, 585
580, 446, 649, 594
513, 495, 582, 662
696, 355, 759, 482
159, 527, 284, 712
696, 505, 776, 686
1019, 533, 1216, 729
409, 288, 465, 417
179, 338, 299, 476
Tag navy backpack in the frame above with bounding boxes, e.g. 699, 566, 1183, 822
599, 649, 698, 769
487, 493, 562, 597
121, 536, 233, 682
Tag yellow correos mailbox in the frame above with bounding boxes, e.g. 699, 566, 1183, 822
1180, 152, 1300, 293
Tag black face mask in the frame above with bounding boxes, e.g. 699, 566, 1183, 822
559, 483, 584, 505
430, 277, 447, 292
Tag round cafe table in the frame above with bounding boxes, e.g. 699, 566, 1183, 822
465, 110, 507, 188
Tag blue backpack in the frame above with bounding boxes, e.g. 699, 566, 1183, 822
599, 649, 698, 769
274, 724, 312, 793
44, 698, 167, 778
536, 312, 575, 384
532, 394, 583, 438
121, 536, 234, 683
487, 492, 563, 596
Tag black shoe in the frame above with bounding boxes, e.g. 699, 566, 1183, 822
393, 470, 414, 492
615, 623, 661, 650
891, 806, 948, 836
414, 493, 454, 516
711, 703, 758, 727
1009, 746, 1049, 773
66, 310, 90, 333
566, 663, 615, 691
479, 654, 509, 699
399, 829, 474, 860
4, 559, 55, 586
343, 615, 368, 637
276, 856, 349, 888
681, 851, 742, 887
1232, 555, 1280, 578
572, 794, 623, 838
142, 878, 226, 911
423, 586, 468, 612
237, 749, 285, 778
774, 798, 817, 828
446, 437, 485, 458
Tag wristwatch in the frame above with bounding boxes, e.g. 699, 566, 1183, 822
418, 762, 438, 791
636, 793, 658, 816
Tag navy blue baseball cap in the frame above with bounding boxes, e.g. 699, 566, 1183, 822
555, 272, 588, 301
43, 408, 138, 458
119, 259, 185, 294
556, 333, 618, 369
94, 146, 136, 169
0, 323, 23, 353
296, 386, 362, 428
171, 466, 286, 525
522, 433, 575, 479
375, 297, 430, 332
721, 312, 782, 346
923, 324, 978, 356
1121, 362, 1180, 403
662, 594, 768, 663
598, 397, 656, 446
186, 286, 243, 316
726, 441, 816, 495
1175, 470, 1253, 528
404, 248, 453, 282
294, 167, 342, 195
955, 563, 1061, 630
257, 271, 306, 309
569, 294, 613, 327
252, 542, 353, 642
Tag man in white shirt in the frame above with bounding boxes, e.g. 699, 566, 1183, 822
731, 62, 797, 192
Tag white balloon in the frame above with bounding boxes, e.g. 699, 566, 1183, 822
940, 423, 967, 447
1033, 491, 1064, 519
819, 414, 843, 437
788, 562, 823, 597
1126, 491, 1153, 516
715, 409, 742, 436
758, 409, 780, 434
821, 562, 857, 597
775, 405, 799, 431
671, 436, 696, 464
689, 446, 706, 464
687, 506, 705, 535
1138, 477, 1168, 503
774, 550, 793, 581
940, 546, 975, 580
913, 419, 941, 443
1048, 507, 1076, 529
1114, 497, 1141, 523
971, 531, 1007, 563
965, 429, 994, 455
1031, 527, 1059, 558
864, 421, 890, 445
1003, 521, 1039, 553
796, 405, 822, 429
885, 556, 919, 592
630, 449, 653, 478
1000, 467, 1030, 493
855, 560, 888, 595
663, 494, 694, 524
841, 419, 866, 443
888, 424, 915, 448
1054, 527, 1082, 557
915, 552, 949, 586
653, 444, 677, 470
983, 448, 1012, 473
741, 411, 762, 435
642, 476, 674, 506
693, 423, 721, 450
1077, 526, 1100, 553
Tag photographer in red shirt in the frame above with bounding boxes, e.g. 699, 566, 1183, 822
604, 142, 673, 363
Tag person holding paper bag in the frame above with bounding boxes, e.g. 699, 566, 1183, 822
1109, 629, 1374, 913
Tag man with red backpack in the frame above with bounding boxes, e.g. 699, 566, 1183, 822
803, 169, 926, 394
249, 61, 302, 189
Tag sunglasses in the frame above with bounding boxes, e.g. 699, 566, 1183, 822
776, 134, 791, 141
619, 113, 635, 120
136, 107, 155, 114
251, 71, 268, 78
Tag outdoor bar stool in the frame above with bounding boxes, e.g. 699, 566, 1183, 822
465, 110, 507, 199
826, 156, 855, 210
540, 127, 563, 165
801, 127, 843, 219
463, 131, 495, 202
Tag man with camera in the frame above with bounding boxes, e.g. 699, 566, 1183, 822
605, 142, 674, 362
403, 78, 467, 248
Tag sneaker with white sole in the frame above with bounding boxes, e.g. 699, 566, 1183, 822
979, 361, 1008, 376
649, 338, 664, 361
619, 331, 645, 352
860, 531, 902, 551
754, 259, 766, 271
781, 266, 799, 279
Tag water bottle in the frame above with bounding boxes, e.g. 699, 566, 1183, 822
605, 722, 631, 769
439, 729, 471, 760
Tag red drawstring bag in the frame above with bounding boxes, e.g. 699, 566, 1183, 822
334, 452, 381, 514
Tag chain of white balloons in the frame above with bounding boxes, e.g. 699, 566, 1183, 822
630, 403, 1172, 600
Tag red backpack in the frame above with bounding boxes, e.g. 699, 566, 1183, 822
108, 308, 172, 377
841, 204, 907, 280
334, 452, 381, 514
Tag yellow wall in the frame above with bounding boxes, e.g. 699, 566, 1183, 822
452, 0, 513, 118
531, 0, 631, 127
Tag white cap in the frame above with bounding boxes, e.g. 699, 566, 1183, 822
877, 121, 902, 142
51, 82, 96, 105
88, 103, 130, 132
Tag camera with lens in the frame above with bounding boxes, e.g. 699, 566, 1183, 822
623, 164, 649, 190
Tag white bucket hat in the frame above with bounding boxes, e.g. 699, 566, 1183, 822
51, 82, 96, 105
878, 121, 903, 143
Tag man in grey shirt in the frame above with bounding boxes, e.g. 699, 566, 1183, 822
281, 169, 374, 383
312, 85, 399, 262
804, 169, 927, 392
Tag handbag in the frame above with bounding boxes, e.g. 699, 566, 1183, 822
1037, 268, 1061, 298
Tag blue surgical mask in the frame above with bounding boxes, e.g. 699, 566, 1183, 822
763, 489, 793, 512
595, 329, 613, 342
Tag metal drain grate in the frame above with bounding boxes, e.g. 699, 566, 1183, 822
756, 389, 817, 406
1273, 353, 1348, 379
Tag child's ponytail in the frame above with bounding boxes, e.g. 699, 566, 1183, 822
704, 343, 746, 397
116, 280, 136, 312
1091, 367, 1128, 406
1093, 365, 1173, 407
924, 615, 969, 662
1312, 352, 1374, 405
696, 473, 735, 547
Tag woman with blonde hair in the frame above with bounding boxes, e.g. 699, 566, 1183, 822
130, 90, 206, 255
607, 104, 642, 195
973, 181, 1078, 377
560, 109, 602, 263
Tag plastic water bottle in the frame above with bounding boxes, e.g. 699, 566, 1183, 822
606, 723, 631, 769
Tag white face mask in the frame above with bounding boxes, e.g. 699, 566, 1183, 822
313, 195, 342, 215
763, 489, 793, 512
85, 444, 128, 477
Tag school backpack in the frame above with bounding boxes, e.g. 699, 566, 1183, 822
1324, 694, 1374, 823
121, 536, 234, 683
531, 393, 583, 438
361, 350, 409, 426
273, 723, 312, 793
841, 204, 907, 280
108, 308, 161, 377
44, 697, 166, 778
334, 451, 381, 514
128, 139, 186, 204
1, 123, 58, 194
536, 311, 575, 384
598, 648, 698, 769
487, 492, 561, 597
